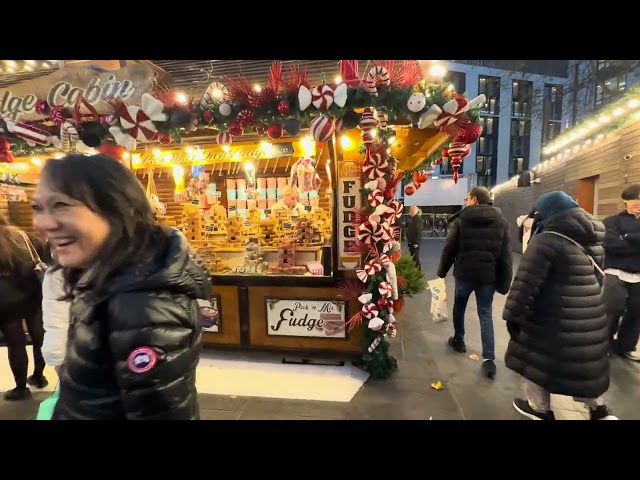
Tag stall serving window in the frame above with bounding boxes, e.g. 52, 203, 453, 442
136, 138, 335, 279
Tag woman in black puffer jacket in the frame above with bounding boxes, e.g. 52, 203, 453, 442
504, 191, 616, 421
0, 215, 50, 400
32, 154, 211, 420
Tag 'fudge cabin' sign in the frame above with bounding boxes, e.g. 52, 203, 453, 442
265, 298, 346, 338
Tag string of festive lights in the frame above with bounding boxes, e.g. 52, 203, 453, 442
0, 60, 58, 74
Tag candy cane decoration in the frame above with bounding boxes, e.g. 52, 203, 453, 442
368, 335, 383, 353
60, 121, 79, 152
364, 66, 391, 97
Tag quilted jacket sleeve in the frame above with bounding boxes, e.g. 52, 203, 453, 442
437, 220, 460, 278
41, 269, 71, 366
503, 234, 558, 325
107, 291, 202, 420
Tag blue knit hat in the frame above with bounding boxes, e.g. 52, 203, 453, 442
533, 191, 579, 221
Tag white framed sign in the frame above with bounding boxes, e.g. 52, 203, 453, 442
337, 161, 363, 270
266, 298, 346, 338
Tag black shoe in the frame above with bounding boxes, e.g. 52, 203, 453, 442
27, 375, 49, 390
513, 398, 555, 420
482, 359, 497, 379
589, 405, 618, 420
448, 337, 466, 353
3, 387, 31, 401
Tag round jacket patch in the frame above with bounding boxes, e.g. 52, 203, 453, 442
127, 347, 158, 374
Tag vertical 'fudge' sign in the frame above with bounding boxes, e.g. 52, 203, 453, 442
338, 161, 363, 270
265, 298, 346, 338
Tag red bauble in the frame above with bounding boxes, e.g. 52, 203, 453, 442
0, 137, 11, 153
455, 123, 483, 144
416, 170, 429, 183
229, 124, 244, 136
384, 188, 395, 201
0, 152, 14, 163
98, 142, 125, 161
267, 124, 283, 140
277, 100, 290, 115
202, 110, 215, 123
35, 100, 50, 115
377, 298, 389, 310
404, 185, 415, 196
157, 133, 173, 145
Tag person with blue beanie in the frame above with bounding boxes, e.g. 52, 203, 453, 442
503, 191, 617, 420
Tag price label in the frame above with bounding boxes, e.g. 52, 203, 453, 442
305, 205, 312, 212
229, 205, 237, 211
265, 209, 271, 215
214, 192, 222, 197
247, 194, 254, 200
205, 226, 213, 232
283, 222, 292, 229
277, 194, 283, 199
244, 221, 253, 227
191, 199, 200, 205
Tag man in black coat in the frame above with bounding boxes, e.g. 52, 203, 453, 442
603, 184, 640, 362
406, 206, 424, 271
504, 191, 616, 421
437, 186, 512, 379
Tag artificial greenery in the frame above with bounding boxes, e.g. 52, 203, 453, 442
395, 254, 427, 296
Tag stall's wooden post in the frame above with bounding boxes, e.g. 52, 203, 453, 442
328, 134, 341, 278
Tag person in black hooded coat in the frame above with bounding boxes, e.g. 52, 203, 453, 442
32, 154, 211, 420
504, 191, 616, 421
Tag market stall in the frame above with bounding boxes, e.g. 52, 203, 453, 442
0, 59, 484, 378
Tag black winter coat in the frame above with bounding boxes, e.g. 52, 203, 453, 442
52, 228, 211, 420
437, 205, 513, 294
503, 208, 609, 398
405, 214, 424, 245
0, 232, 49, 326
603, 210, 640, 273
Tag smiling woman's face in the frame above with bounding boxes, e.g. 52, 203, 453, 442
32, 176, 111, 268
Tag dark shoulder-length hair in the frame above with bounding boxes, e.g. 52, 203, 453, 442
0, 214, 32, 275
41, 154, 168, 297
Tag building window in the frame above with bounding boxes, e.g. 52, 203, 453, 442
511, 80, 533, 118
509, 119, 531, 175
542, 84, 563, 145
476, 76, 500, 188
445, 71, 466, 95
595, 74, 626, 107
510, 80, 532, 175
478, 75, 500, 115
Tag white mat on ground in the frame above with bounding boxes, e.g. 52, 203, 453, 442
0, 348, 369, 402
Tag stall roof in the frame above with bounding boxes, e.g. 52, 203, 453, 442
0, 60, 60, 89
150, 60, 371, 95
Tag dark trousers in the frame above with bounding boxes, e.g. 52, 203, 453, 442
408, 243, 421, 271
603, 274, 640, 352
452, 280, 496, 360
0, 312, 46, 389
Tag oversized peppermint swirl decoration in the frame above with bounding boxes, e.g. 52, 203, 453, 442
385, 200, 403, 223
356, 221, 384, 244
367, 188, 384, 207
378, 281, 393, 299
364, 260, 382, 276
362, 153, 388, 179
362, 303, 379, 319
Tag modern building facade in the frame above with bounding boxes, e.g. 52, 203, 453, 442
417, 61, 569, 194
564, 60, 640, 127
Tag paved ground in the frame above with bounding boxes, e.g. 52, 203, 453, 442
2, 239, 639, 420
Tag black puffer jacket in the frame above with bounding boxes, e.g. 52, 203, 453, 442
52, 229, 211, 420
0, 231, 49, 326
503, 208, 609, 398
437, 205, 512, 294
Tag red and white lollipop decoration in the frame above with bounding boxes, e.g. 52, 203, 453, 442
385, 200, 403, 223
378, 281, 393, 299
364, 66, 391, 97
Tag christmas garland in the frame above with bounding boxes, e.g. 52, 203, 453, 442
0, 60, 484, 184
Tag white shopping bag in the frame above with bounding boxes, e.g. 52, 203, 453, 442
427, 278, 449, 323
